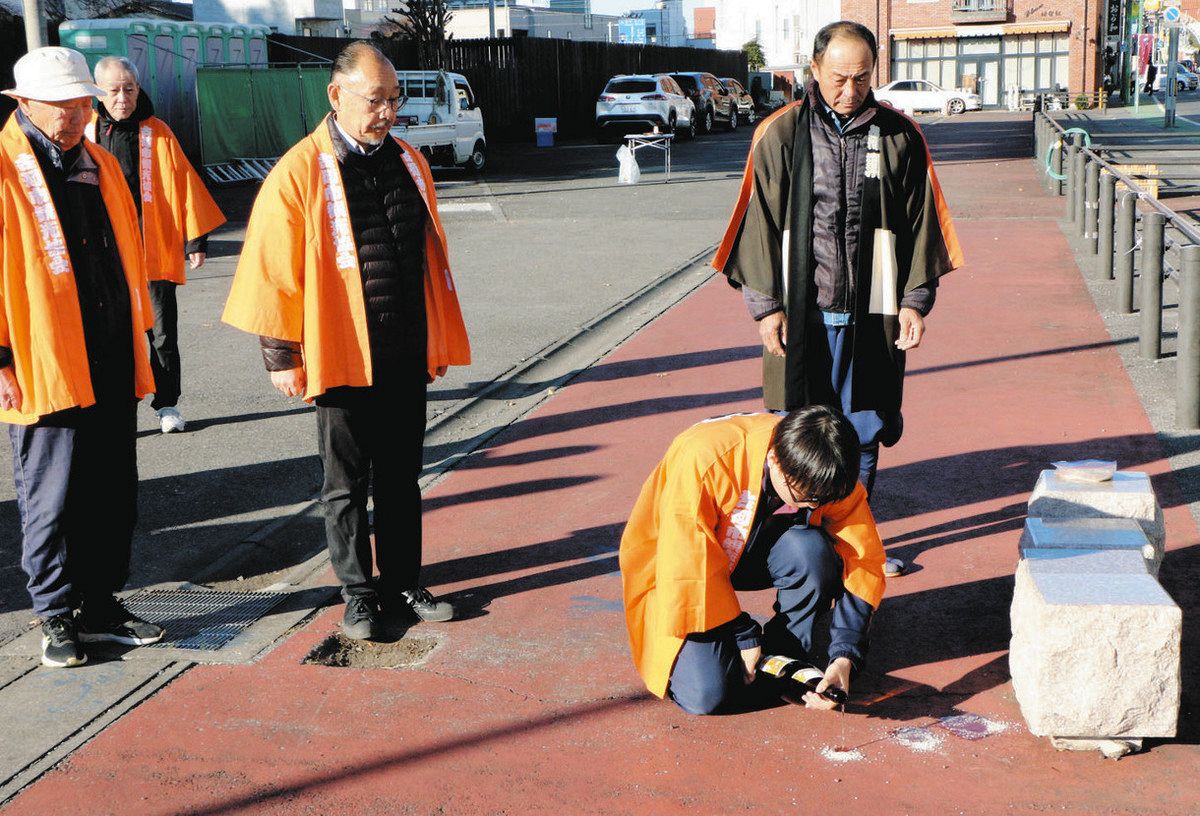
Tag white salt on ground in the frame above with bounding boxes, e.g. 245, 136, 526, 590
892, 726, 944, 753
820, 746, 865, 763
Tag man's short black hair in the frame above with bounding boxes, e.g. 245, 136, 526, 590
770, 405, 861, 504
812, 21, 878, 66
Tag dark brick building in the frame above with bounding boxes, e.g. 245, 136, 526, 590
841, 0, 1106, 104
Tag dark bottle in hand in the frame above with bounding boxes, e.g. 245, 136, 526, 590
757, 654, 849, 705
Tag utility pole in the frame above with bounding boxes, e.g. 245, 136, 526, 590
23, 0, 47, 51
1165, 18, 1179, 127
488, 0, 496, 38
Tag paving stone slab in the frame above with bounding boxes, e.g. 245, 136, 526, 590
1019, 517, 1160, 574
0, 657, 182, 795
1027, 470, 1165, 565
1010, 561, 1181, 738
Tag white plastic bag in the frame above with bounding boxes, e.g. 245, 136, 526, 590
616, 144, 640, 185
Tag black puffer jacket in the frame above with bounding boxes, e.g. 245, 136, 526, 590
331, 119, 428, 370
260, 122, 431, 375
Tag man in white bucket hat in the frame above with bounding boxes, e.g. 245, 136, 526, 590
1, 47, 164, 668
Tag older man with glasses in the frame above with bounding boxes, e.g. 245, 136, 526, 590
223, 41, 470, 640
88, 56, 225, 435
0, 47, 164, 667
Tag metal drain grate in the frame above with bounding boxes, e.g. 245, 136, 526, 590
123, 589, 288, 651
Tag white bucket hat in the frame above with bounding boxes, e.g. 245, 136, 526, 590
2, 47, 104, 102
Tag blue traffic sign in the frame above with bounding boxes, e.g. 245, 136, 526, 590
1164, 6, 1181, 22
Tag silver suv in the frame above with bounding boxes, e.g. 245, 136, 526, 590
596, 74, 696, 142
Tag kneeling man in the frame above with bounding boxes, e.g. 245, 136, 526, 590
619, 406, 886, 714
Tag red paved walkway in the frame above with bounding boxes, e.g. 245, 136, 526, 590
5, 118, 1198, 815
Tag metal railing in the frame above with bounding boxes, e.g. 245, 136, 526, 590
1033, 112, 1200, 427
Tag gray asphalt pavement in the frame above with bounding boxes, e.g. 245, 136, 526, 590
0, 126, 754, 644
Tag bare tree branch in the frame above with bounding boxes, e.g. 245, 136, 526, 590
379, 0, 454, 69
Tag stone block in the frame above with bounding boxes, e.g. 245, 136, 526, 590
1022, 546, 1151, 576
1018, 517, 1160, 575
1027, 470, 1165, 564
1010, 560, 1181, 738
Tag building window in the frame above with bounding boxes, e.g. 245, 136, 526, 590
891, 30, 1070, 98
782, 18, 789, 42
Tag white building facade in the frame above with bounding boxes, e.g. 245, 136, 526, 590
194, 0, 344, 35
447, 7, 619, 40
712, 0, 840, 70
622, 0, 686, 47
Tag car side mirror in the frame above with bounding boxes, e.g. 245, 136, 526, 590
459, 98, 470, 111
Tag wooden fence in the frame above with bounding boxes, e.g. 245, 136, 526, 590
270, 34, 747, 141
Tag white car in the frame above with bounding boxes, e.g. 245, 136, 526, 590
874, 79, 982, 114
596, 74, 696, 141
1151, 65, 1200, 92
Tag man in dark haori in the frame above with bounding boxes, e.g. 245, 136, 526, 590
713, 21, 964, 574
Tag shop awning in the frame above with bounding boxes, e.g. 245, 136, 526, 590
891, 20, 1070, 40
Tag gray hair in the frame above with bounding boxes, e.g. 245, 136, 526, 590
94, 55, 140, 85
331, 41, 390, 83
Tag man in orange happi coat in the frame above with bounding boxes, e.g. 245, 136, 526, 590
620, 407, 886, 715
88, 56, 226, 434
223, 42, 469, 640
1, 47, 165, 668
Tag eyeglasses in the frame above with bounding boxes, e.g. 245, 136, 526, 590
337, 84, 406, 111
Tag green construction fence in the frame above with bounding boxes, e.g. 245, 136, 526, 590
196, 65, 331, 166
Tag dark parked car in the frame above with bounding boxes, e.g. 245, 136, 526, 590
668, 71, 738, 134
719, 77, 756, 125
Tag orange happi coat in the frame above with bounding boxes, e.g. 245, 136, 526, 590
619, 412, 887, 699
86, 114, 226, 284
0, 113, 155, 425
222, 114, 470, 398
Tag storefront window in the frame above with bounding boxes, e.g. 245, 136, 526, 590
890, 29, 1071, 99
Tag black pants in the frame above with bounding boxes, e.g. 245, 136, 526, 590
9, 392, 138, 618
148, 280, 181, 410
315, 366, 427, 601
666, 524, 844, 715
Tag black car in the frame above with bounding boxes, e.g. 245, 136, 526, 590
719, 77, 756, 125
668, 71, 738, 134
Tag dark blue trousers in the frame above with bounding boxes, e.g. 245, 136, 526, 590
667, 524, 844, 715
9, 396, 138, 618
824, 319, 899, 497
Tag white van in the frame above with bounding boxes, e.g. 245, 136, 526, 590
390, 70, 487, 173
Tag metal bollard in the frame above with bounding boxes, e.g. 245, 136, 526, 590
1084, 160, 1100, 253
1115, 192, 1137, 313
1066, 142, 1079, 222
1177, 245, 1200, 428
1033, 116, 1042, 174
1098, 171, 1116, 279
1052, 131, 1065, 197
1073, 150, 1088, 237
1139, 212, 1166, 360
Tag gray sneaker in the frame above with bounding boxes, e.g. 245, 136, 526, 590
400, 587, 455, 622
342, 595, 380, 640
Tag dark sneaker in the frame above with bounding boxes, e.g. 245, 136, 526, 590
41, 614, 87, 668
78, 597, 165, 646
342, 595, 380, 640
400, 587, 455, 623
